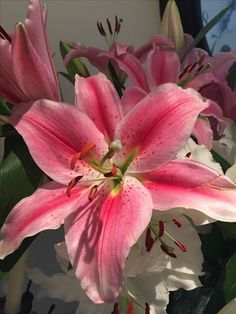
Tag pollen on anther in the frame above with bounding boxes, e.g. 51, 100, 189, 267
88, 185, 98, 201
145, 302, 150, 314
158, 220, 164, 237
71, 143, 96, 169
172, 218, 182, 228
145, 228, 154, 252
66, 176, 83, 197
111, 302, 119, 314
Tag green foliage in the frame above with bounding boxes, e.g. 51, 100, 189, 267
0, 133, 42, 274
60, 41, 90, 84
204, 253, 236, 313
227, 62, 236, 91
181, 4, 232, 62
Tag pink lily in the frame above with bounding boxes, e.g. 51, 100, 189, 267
0, 0, 60, 104
1, 74, 236, 304
105, 36, 232, 148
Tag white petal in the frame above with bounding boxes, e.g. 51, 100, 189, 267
218, 298, 236, 314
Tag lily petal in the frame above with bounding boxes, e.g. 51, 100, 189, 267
146, 46, 180, 89
143, 159, 236, 222
192, 117, 213, 150
0, 181, 87, 260
121, 86, 147, 114
114, 84, 209, 172
64, 176, 153, 303
12, 23, 59, 101
9, 100, 107, 184
75, 74, 122, 142
24, 0, 59, 90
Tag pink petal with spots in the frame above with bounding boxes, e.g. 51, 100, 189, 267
65, 176, 153, 303
121, 86, 147, 114
143, 159, 236, 222
114, 84, 209, 172
9, 100, 107, 184
0, 181, 87, 260
75, 74, 122, 142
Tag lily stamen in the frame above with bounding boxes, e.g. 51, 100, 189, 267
88, 185, 98, 201
174, 240, 187, 252
172, 218, 182, 228
158, 220, 165, 237
71, 143, 96, 169
66, 176, 83, 197
160, 244, 177, 258
127, 300, 134, 314
104, 164, 118, 177
145, 228, 154, 252
111, 302, 119, 314
145, 302, 150, 314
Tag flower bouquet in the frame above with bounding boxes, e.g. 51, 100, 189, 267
0, 0, 236, 313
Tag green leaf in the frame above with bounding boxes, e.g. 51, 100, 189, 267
227, 61, 236, 91
58, 71, 74, 84
181, 4, 232, 62
60, 41, 90, 83
0, 134, 42, 274
211, 149, 231, 173
0, 134, 42, 226
0, 124, 16, 137
204, 253, 236, 314
0, 96, 11, 116
218, 222, 236, 240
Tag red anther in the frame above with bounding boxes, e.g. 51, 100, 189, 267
185, 152, 191, 158
66, 176, 83, 197
104, 165, 118, 177
158, 220, 164, 237
0, 25, 11, 43
174, 240, 187, 252
88, 185, 98, 201
111, 302, 119, 314
145, 302, 150, 314
197, 65, 204, 72
160, 244, 177, 258
172, 218, 182, 228
189, 61, 199, 73
127, 301, 134, 314
145, 228, 154, 252
179, 64, 192, 79
106, 18, 113, 35
71, 143, 96, 169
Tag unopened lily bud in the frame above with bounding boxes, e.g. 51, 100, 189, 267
159, 0, 184, 52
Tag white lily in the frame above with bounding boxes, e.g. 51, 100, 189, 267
27, 211, 203, 314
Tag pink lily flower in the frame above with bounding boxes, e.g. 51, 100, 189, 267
0, 0, 60, 104
105, 36, 235, 148
1, 74, 236, 304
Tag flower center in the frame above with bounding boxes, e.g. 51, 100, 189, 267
66, 140, 124, 198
